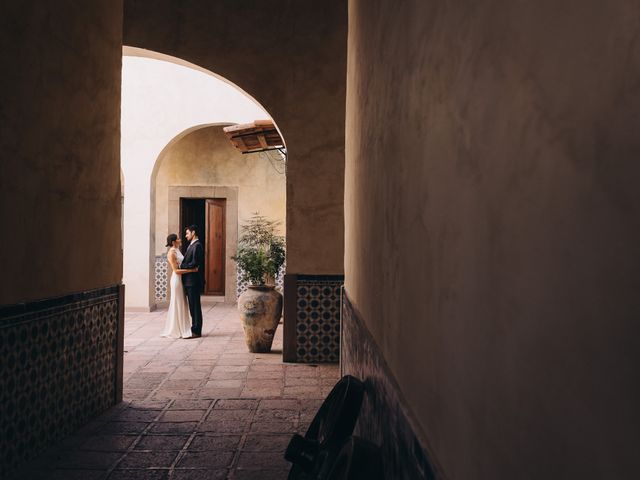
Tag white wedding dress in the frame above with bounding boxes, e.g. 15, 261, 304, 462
161, 249, 193, 339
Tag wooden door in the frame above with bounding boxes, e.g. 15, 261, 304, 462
205, 199, 226, 295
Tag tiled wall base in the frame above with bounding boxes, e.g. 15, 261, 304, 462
341, 292, 441, 480
284, 274, 343, 363
237, 262, 285, 299
0, 285, 124, 477
154, 254, 168, 302
155, 256, 285, 302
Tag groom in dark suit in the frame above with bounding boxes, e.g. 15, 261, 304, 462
181, 225, 205, 337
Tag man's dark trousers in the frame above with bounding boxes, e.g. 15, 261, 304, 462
185, 286, 203, 336
181, 239, 205, 336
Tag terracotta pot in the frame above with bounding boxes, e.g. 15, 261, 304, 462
237, 285, 283, 353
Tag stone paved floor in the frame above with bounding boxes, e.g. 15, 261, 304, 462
16, 303, 339, 479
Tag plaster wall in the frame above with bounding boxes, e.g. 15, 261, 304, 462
0, 1, 123, 305
123, 0, 347, 277
121, 55, 266, 309
345, 1, 640, 478
154, 125, 285, 257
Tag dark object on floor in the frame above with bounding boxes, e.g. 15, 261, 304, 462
326, 436, 384, 480
285, 375, 369, 479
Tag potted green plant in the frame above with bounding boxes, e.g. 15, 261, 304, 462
232, 213, 285, 353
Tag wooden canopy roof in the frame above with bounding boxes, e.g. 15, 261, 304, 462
223, 119, 284, 154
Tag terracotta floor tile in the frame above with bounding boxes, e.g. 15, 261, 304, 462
135, 435, 190, 451
158, 410, 207, 422
199, 388, 244, 399
254, 409, 299, 423
169, 399, 214, 410
175, 451, 235, 469
100, 421, 151, 435
207, 371, 247, 380
117, 451, 179, 468
108, 470, 169, 480
214, 399, 259, 410
204, 379, 245, 389
188, 434, 242, 451
249, 421, 297, 434
243, 434, 292, 452
284, 377, 320, 387
170, 469, 228, 480
233, 469, 289, 480
236, 451, 290, 471
240, 388, 283, 398
211, 365, 248, 373
77, 434, 137, 452
149, 422, 199, 434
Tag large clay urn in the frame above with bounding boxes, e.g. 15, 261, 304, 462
238, 285, 283, 353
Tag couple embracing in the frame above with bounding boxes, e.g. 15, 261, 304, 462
161, 225, 205, 339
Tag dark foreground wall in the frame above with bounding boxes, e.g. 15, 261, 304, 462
0, 1, 124, 475
0, 2, 123, 305
344, 1, 640, 478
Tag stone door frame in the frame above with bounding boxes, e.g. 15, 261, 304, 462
168, 185, 238, 303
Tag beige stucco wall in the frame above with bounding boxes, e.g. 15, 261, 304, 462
345, 1, 640, 479
154, 124, 286, 254
0, 2, 123, 305
124, 0, 347, 275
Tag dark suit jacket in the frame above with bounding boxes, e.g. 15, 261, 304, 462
181, 239, 205, 288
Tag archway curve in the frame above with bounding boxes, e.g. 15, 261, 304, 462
124, 46, 287, 151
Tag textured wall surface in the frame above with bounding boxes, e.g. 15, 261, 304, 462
341, 293, 437, 480
154, 125, 286, 256
0, 1, 123, 305
345, 1, 640, 478
124, 0, 347, 275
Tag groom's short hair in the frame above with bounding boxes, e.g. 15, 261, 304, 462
187, 224, 199, 236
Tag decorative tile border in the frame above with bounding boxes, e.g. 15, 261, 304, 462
341, 291, 442, 480
154, 254, 169, 302
236, 262, 285, 299
0, 285, 124, 477
157, 256, 285, 303
283, 274, 343, 363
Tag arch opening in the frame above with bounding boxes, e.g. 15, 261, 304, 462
121, 48, 287, 310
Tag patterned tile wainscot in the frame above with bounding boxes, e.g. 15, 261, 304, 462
154, 254, 169, 302
340, 291, 442, 480
237, 262, 285, 299
0, 285, 125, 477
283, 274, 343, 363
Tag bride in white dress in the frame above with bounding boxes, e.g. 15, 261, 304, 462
161, 234, 198, 338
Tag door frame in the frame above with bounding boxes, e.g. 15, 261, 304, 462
168, 186, 238, 303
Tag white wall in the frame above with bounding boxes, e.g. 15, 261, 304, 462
121, 50, 267, 310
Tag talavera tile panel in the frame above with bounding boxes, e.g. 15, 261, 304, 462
0, 285, 123, 477
341, 291, 440, 480
155, 254, 169, 302
295, 275, 343, 363
237, 262, 285, 299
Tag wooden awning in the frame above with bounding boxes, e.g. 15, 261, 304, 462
223, 119, 284, 154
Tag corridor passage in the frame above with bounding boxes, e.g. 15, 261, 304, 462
16, 304, 339, 480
